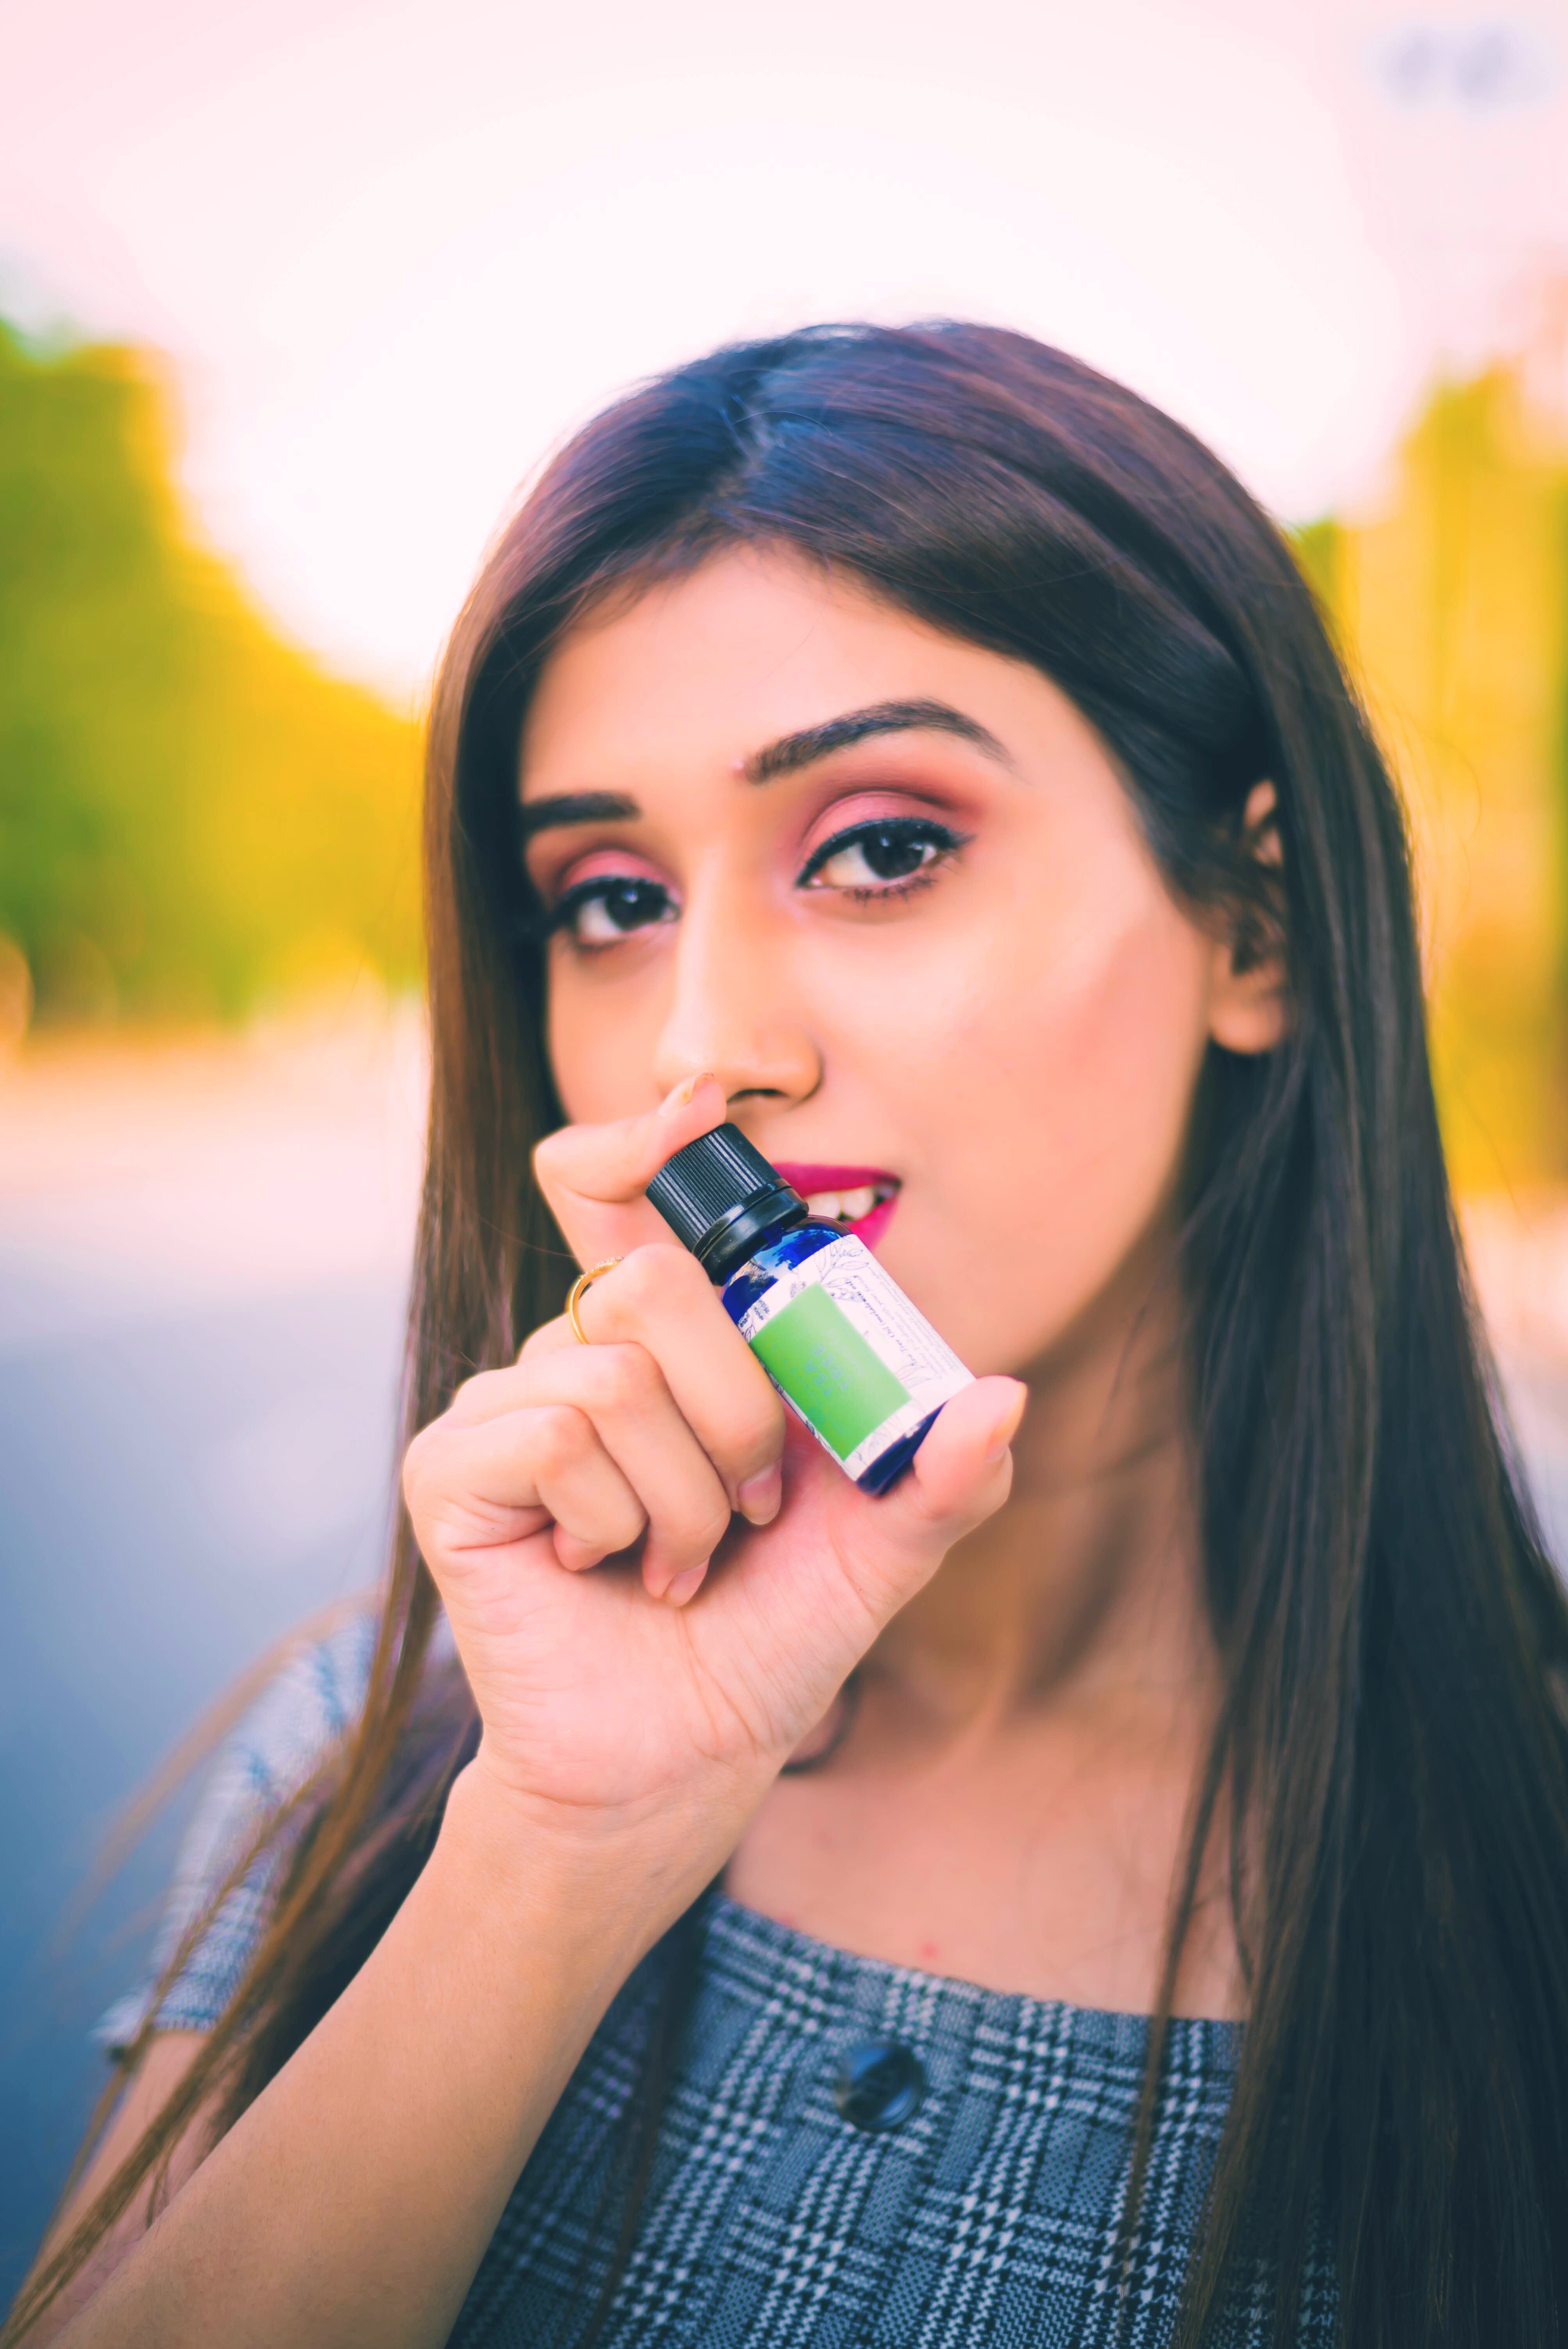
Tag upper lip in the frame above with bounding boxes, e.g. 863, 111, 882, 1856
770, 1163, 900, 1196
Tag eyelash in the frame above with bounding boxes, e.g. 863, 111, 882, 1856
543, 874, 676, 948
795, 815, 971, 895
542, 816, 972, 947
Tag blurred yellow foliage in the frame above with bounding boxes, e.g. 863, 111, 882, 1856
7, 315, 1568, 1199
1298, 344, 1568, 1191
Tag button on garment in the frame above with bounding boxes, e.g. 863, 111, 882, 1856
832, 2038, 926, 2132
105, 1620, 1341, 2348
449, 1893, 1341, 2347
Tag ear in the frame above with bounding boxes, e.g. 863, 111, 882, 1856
1206, 780, 1289, 1055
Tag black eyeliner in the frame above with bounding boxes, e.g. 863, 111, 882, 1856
794, 814, 973, 888
543, 873, 679, 942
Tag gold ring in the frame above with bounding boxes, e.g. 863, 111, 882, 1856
566, 1258, 623, 1344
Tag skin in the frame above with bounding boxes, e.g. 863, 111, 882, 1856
37, 545, 1282, 2349
521, 546, 1284, 2015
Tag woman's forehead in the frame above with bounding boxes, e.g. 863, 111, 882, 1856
517, 547, 1073, 806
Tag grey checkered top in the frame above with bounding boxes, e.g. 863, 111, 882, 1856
101, 1619, 1340, 2346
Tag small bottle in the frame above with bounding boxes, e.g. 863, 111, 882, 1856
646, 1124, 974, 1494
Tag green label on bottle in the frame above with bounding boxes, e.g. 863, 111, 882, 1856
746, 1279, 911, 1461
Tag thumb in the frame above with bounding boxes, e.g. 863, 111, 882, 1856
840, 1375, 1028, 1604
533, 1071, 727, 1269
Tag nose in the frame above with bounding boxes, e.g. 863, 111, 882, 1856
650, 876, 821, 1112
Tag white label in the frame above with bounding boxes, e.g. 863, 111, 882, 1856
737, 1235, 973, 1481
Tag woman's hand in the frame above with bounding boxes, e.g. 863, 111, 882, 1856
402, 1075, 1026, 1878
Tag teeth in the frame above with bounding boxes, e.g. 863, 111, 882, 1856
805, 1185, 880, 1225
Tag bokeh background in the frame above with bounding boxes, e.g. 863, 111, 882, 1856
5, 0, 1568, 2298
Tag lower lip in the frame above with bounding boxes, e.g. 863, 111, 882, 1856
843, 1192, 898, 1251
771, 1165, 900, 1253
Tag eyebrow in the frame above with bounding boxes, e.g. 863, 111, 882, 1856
742, 699, 1012, 784
518, 789, 640, 844
517, 698, 1013, 844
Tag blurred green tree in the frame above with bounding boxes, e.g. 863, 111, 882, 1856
8, 314, 1568, 1201
0, 320, 421, 1025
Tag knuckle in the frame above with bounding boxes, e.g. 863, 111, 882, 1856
584, 1343, 659, 1414
443, 1368, 494, 1420
527, 1402, 590, 1478
531, 1128, 568, 1185
445, 1364, 528, 1425
691, 1502, 733, 1559
648, 1473, 730, 1565
702, 1379, 785, 1481
518, 1318, 564, 1362
616, 1242, 705, 1316
733, 1386, 786, 1461
606, 1493, 649, 1552
399, 1430, 429, 1509
401, 1409, 451, 1488
676, 1485, 732, 1558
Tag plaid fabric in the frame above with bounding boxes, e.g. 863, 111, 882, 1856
453, 1896, 1338, 2349
103, 1630, 1340, 2347
94, 1613, 378, 2053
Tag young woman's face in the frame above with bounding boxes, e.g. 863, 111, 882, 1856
521, 547, 1274, 1378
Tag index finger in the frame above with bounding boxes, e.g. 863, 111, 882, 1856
533, 1072, 729, 1271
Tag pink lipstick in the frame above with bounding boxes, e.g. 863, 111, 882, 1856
771, 1162, 901, 1253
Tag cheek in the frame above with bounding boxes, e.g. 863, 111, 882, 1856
878, 883, 1214, 1369
544, 962, 668, 1124
1021, 898, 1211, 1194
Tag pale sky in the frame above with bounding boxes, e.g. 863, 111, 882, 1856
2, 0, 1564, 697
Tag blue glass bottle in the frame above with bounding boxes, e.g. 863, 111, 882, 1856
718, 1220, 943, 1492
646, 1125, 974, 1496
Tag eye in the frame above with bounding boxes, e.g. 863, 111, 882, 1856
550, 875, 678, 947
798, 817, 968, 894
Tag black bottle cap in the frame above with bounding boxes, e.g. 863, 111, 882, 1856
646, 1123, 808, 1282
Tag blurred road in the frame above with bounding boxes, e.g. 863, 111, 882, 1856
4, 1021, 1568, 2302
0, 1010, 422, 2294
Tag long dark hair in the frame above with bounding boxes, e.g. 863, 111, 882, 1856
14, 321, 1568, 2347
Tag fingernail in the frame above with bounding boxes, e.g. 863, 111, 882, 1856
983, 1381, 1029, 1462
665, 1562, 708, 1607
663, 1071, 718, 1115
736, 1463, 782, 1526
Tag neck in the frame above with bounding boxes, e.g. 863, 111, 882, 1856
871, 1237, 1217, 1742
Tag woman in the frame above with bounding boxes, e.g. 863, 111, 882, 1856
13, 321, 1568, 2348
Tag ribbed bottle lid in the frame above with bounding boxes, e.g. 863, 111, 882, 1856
645, 1124, 787, 1252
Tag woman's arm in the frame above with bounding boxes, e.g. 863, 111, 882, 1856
50, 1770, 702, 2349
28, 2035, 211, 2347
44, 1078, 1021, 2349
